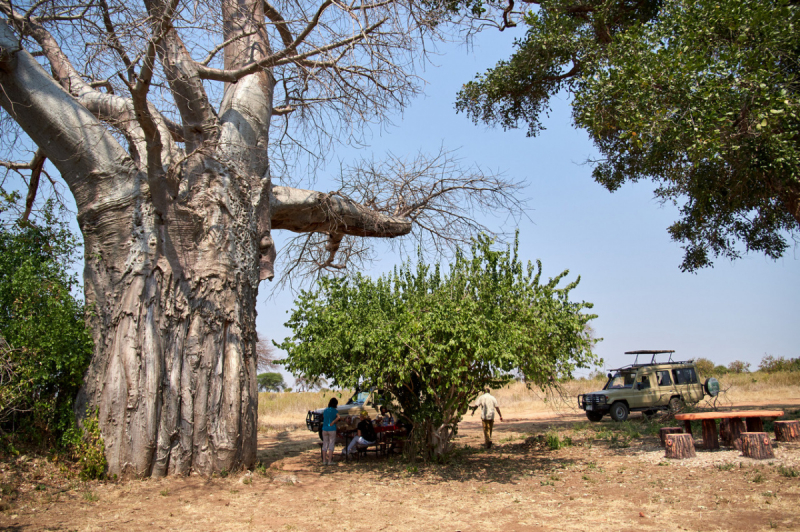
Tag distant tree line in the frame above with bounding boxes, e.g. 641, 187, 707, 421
695, 355, 799, 377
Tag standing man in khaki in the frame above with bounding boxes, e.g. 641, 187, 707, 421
471, 387, 503, 449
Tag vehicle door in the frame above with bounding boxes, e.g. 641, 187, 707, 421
654, 369, 677, 405
632, 370, 658, 409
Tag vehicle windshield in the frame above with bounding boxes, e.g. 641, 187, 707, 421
605, 371, 636, 389
347, 391, 370, 404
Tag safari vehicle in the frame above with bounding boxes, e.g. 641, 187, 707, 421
577, 350, 719, 422
306, 389, 391, 438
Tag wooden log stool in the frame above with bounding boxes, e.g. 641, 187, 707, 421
659, 427, 683, 447
774, 420, 800, 443
664, 433, 696, 459
740, 432, 774, 460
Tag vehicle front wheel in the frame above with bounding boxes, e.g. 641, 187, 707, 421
609, 402, 629, 422
586, 411, 604, 422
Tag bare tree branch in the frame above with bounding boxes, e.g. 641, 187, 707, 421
271, 147, 529, 284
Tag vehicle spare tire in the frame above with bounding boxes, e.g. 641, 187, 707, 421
704, 377, 720, 397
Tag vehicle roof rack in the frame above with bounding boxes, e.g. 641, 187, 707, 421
623, 350, 676, 366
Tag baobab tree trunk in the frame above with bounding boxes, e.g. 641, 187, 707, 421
75, 160, 268, 477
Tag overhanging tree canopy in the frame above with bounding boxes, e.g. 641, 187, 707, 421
453, 0, 800, 271
280, 234, 599, 458
0, 0, 527, 476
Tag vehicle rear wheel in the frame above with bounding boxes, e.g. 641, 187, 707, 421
609, 402, 629, 422
668, 397, 682, 413
318, 427, 323, 440
586, 411, 604, 422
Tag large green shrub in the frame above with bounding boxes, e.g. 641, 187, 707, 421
0, 193, 93, 447
281, 234, 599, 459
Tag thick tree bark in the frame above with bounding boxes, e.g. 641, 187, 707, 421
75, 159, 265, 477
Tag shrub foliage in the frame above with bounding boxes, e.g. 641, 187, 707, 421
0, 193, 93, 446
280, 234, 599, 459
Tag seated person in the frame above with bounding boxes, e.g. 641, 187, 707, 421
345, 410, 377, 455
379, 406, 394, 426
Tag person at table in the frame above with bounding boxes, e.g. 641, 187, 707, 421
321, 398, 342, 465
379, 406, 394, 426
345, 410, 377, 455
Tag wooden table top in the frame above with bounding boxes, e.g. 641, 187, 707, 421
674, 410, 784, 421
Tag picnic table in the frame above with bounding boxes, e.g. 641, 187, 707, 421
338, 423, 406, 461
674, 410, 784, 450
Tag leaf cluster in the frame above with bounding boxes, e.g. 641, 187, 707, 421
455, 0, 800, 270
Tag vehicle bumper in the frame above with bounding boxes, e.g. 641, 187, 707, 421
578, 394, 609, 412
306, 411, 323, 432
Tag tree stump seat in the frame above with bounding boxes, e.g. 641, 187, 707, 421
774, 420, 800, 443
659, 427, 683, 447
740, 432, 774, 460
664, 433, 696, 459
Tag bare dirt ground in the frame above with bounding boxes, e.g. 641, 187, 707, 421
2, 401, 799, 532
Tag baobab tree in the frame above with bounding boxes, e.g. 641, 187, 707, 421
0, 0, 525, 477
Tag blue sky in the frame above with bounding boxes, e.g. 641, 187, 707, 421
259, 28, 800, 385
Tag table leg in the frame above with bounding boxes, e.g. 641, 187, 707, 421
684, 420, 693, 436
730, 417, 746, 450
745, 417, 764, 433
701, 419, 719, 450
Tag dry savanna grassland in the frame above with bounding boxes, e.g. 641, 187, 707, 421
1, 372, 799, 531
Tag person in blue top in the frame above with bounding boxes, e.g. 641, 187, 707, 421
321, 398, 341, 465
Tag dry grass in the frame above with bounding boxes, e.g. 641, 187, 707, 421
257, 389, 352, 432
256, 372, 800, 430
711, 371, 800, 404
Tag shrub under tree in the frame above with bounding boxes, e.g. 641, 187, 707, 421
280, 234, 599, 459
0, 194, 93, 446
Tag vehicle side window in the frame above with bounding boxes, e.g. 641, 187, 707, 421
638, 375, 651, 389
656, 370, 672, 386
672, 368, 698, 385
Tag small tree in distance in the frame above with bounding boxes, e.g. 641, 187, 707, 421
257, 373, 286, 392
694, 358, 715, 378
256, 336, 280, 373
280, 234, 599, 459
727, 360, 752, 374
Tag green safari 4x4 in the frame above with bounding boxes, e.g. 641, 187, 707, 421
578, 350, 719, 422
